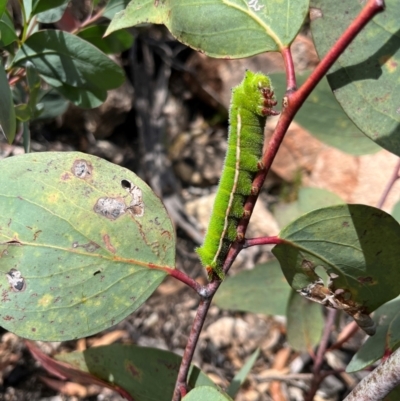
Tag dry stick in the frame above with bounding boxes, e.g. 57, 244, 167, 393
171, 1, 385, 400
304, 309, 337, 401
376, 158, 400, 209
344, 347, 400, 401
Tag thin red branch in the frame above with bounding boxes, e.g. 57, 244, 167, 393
305, 309, 337, 401
281, 46, 296, 91
328, 321, 359, 352
172, 296, 214, 401
376, 158, 400, 209
165, 267, 205, 294
244, 236, 283, 248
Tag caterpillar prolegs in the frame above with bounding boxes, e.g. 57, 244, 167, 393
196, 71, 277, 278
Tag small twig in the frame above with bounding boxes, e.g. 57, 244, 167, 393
344, 346, 400, 401
243, 236, 283, 248
71, 7, 106, 34
165, 268, 205, 295
172, 295, 214, 401
328, 321, 359, 351
305, 309, 337, 401
376, 158, 400, 209
281, 47, 297, 91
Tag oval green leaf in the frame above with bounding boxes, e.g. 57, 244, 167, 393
106, 0, 310, 58
0, 152, 175, 340
347, 296, 400, 372
213, 260, 291, 316
0, 13, 19, 46
286, 290, 323, 352
56, 344, 216, 400
13, 30, 125, 108
310, 0, 400, 156
272, 204, 400, 314
0, 63, 16, 143
183, 387, 233, 401
270, 72, 381, 155
77, 25, 134, 54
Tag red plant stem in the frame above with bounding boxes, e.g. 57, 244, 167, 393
281, 46, 297, 91
244, 236, 283, 248
305, 309, 337, 401
172, 294, 215, 401
167, 268, 205, 294
344, 346, 400, 401
376, 158, 400, 209
328, 321, 359, 351
71, 7, 105, 34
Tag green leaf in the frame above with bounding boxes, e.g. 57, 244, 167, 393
0, 63, 16, 143
0, 0, 6, 17
13, 30, 125, 108
56, 345, 216, 400
310, 0, 400, 157
226, 348, 260, 398
15, 103, 32, 122
0, 13, 19, 46
44, 76, 106, 109
183, 387, 233, 401
34, 89, 69, 119
273, 187, 344, 228
391, 201, 400, 223
31, 0, 69, 16
213, 260, 291, 316
0, 152, 175, 340
77, 25, 134, 54
270, 72, 381, 155
286, 291, 323, 351
36, 2, 69, 23
106, 0, 310, 58
103, 0, 131, 20
347, 296, 400, 372
23, 0, 33, 20
34, 89, 69, 120
272, 204, 400, 314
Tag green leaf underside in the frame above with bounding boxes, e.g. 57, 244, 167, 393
269, 73, 381, 155
106, 0, 309, 58
103, 0, 131, 20
56, 345, 216, 401
77, 25, 134, 54
286, 291, 323, 351
273, 187, 344, 229
0, 152, 175, 340
13, 30, 125, 108
310, 0, 400, 157
213, 260, 291, 315
272, 204, 400, 314
347, 296, 400, 372
196, 71, 274, 276
0, 63, 16, 143
391, 201, 400, 223
183, 387, 233, 401
31, 0, 69, 16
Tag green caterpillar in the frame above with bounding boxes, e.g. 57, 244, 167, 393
196, 71, 277, 278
